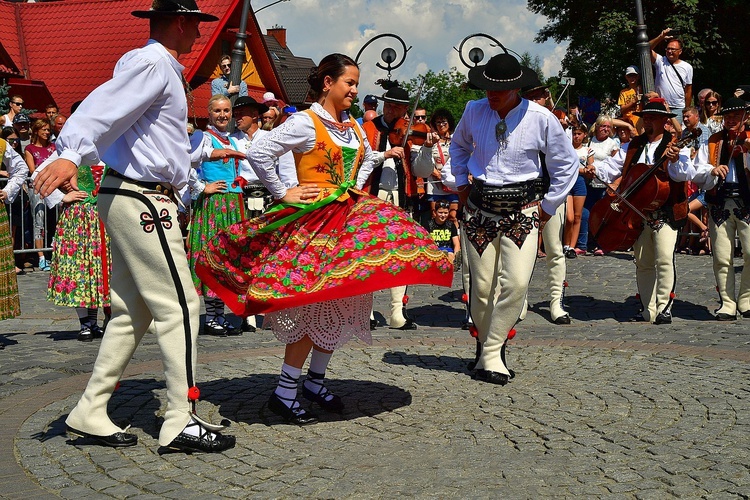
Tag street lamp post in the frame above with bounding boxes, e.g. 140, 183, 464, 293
634, 0, 655, 94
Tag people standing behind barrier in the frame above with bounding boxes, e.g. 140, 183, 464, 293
617, 66, 643, 133
584, 115, 620, 255
24, 119, 57, 271
650, 28, 693, 119
564, 123, 590, 258
195, 53, 452, 424
187, 95, 248, 337
44, 163, 112, 342
0, 127, 27, 274
0, 136, 28, 321
700, 91, 723, 135
413, 107, 458, 226
1, 95, 24, 128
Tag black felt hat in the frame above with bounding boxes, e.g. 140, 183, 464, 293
132, 0, 218, 22
467, 53, 537, 91
233, 96, 269, 114
520, 68, 550, 96
376, 87, 410, 105
721, 96, 750, 115
633, 98, 676, 118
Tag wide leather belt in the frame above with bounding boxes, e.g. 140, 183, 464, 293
723, 183, 741, 199
243, 183, 270, 199
107, 169, 176, 200
469, 179, 543, 214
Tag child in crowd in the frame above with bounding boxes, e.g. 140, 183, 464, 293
424, 199, 460, 266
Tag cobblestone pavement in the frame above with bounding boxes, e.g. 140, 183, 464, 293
1, 252, 749, 498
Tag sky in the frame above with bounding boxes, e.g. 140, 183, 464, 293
253, 0, 568, 102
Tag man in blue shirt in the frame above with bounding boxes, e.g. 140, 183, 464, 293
211, 54, 248, 97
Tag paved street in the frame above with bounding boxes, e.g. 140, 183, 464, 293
1, 251, 749, 499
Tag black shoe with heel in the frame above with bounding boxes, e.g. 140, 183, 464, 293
268, 392, 318, 425
302, 378, 344, 413
165, 420, 235, 453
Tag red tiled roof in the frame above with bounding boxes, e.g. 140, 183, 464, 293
0, 0, 286, 119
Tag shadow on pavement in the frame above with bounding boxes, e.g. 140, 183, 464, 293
381, 351, 472, 375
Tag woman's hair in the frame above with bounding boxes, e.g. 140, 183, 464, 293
700, 90, 722, 124
430, 107, 455, 132
307, 53, 358, 101
207, 94, 231, 112
570, 123, 589, 135
30, 119, 50, 143
594, 114, 613, 138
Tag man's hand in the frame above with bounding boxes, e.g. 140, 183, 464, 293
33, 158, 78, 197
538, 208, 552, 230
0, 190, 7, 203
281, 184, 320, 204
712, 165, 729, 179
665, 143, 681, 163
211, 149, 246, 163
384, 147, 405, 160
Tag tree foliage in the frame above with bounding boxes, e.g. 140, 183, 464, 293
401, 68, 485, 122
528, 0, 750, 103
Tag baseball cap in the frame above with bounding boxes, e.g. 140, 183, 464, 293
12, 113, 30, 125
625, 65, 639, 76
363, 95, 378, 105
262, 92, 278, 104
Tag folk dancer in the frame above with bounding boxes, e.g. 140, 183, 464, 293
362, 86, 420, 330
692, 97, 750, 320
34, 0, 237, 453
590, 99, 694, 325
450, 53, 578, 385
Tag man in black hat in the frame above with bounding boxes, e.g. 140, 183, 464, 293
590, 98, 694, 324
362, 86, 418, 330
450, 53, 578, 385
692, 96, 750, 320
34, 0, 237, 453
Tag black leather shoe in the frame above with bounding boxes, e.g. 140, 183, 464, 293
741, 310, 750, 319
716, 312, 737, 321
629, 313, 646, 323
90, 324, 104, 339
302, 385, 344, 413
565, 248, 577, 259
654, 312, 672, 325
472, 369, 509, 386
268, 393, 318, 425
370, 319, 378, 331
202, 323, 228, 336
390, 318, 417, 330
223, 324, 243, 336
553, 314, 571, 325
77, 326, 94, 342
241, 321, 256, 333
166, 427, 235, 454
66, 425, 137, 447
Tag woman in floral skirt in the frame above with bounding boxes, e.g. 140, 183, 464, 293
47, 163, 111, 342
196, 53, 453, 424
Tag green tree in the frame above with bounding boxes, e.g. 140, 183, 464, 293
527, 0, 750, 103
401, 68, 485, 122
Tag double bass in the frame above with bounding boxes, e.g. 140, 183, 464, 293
588, 129, 700, 252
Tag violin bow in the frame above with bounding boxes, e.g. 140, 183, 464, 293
400, 76, 427, 150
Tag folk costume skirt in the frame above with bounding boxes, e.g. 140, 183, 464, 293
47, 202, 111, 308
0, 208, 20, 320
187, 192, 245, 298
196, 191, 453, 320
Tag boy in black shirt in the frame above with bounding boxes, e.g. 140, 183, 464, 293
425, 200, 460, 265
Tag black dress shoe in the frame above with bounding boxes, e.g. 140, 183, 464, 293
716, 312, 737, 321
741, 310, 750, 319
654, 311, 672, 325
77, 325, 94, 342
90, 324, 104, 339
66, 425, 137, 447
165, 425, 235, 454
472, 369, 509, 386
553, 314, 571, 325
223, 324, 243, 336
241, 321, 256, 333
268, 393, 318, 425
202, 323, 228, 336
390, 318, 417, 330
302, 385, 344, 413
370, 319, 378, 331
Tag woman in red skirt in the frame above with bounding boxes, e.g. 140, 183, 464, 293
196, 53, 452, 424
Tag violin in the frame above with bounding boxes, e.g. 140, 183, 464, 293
388, 117, 432, 147
589, 129, 699, 253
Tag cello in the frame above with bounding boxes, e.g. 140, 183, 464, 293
588, 129, 700, 252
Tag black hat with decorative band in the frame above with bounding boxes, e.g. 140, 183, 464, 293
520, 68, 550, 96
376, 86, 411, 105
233, 96, 269, 114
468, 53, 537, 91
720, 96, 750, 115
633, 97, 676, 118
132, 0, 218, 22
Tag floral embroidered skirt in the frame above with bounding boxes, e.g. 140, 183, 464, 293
195, 192, 453, 317
187, 192, 245, 298
47, 202, 111, 308
0, 208, 20, 320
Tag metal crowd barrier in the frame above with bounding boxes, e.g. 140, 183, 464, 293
1, 177, 61, 255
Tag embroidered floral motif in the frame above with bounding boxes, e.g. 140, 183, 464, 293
312, 141, 344, 186
140, 209, 173, 233
710, 205, 731, 226
153, 196, 172, 204
464, 211, 500, 256
733, 205, 750, 224
497, 210, 539, 248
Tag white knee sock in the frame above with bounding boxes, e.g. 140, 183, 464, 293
274, 363, 302, 409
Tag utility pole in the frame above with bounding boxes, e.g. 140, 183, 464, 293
634, 0, 654, 94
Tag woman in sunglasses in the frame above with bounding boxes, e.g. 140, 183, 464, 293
700, 91, 723, 135
1, 95, 24, 128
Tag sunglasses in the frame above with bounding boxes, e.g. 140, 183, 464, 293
11, 102, 23, 106
220, 63, 231, 68
414, 115, 427, 121
706, 101, 719, 106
